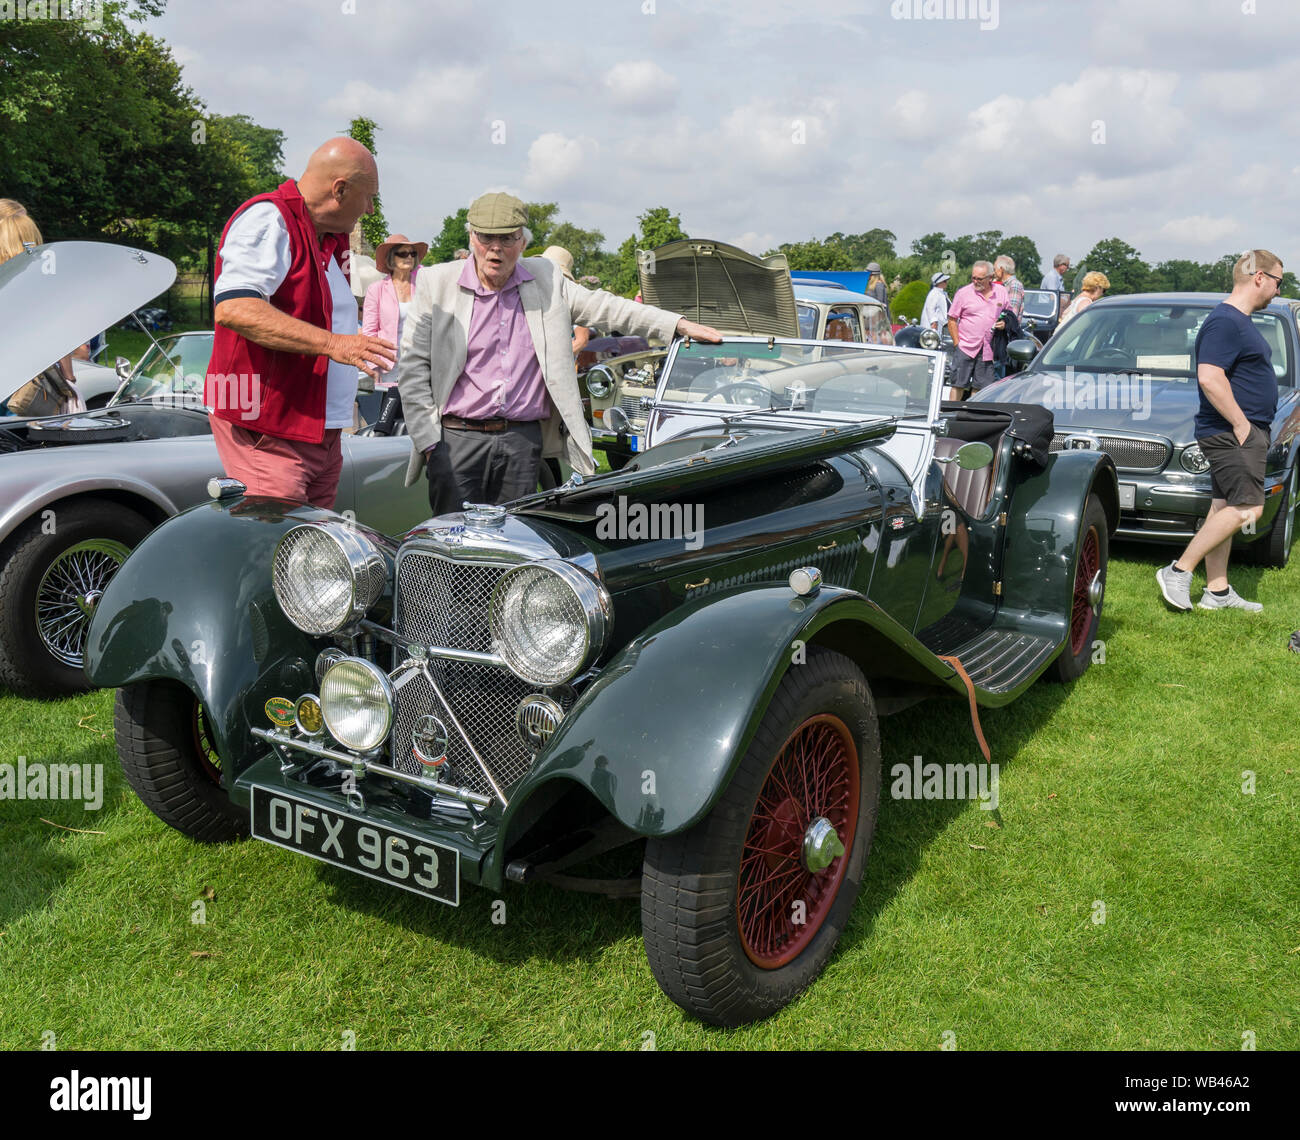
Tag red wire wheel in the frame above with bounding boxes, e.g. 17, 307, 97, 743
737, 713, 859, 968
1068, 524, 1101, 657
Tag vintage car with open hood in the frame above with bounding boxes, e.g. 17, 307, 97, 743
0, 241, 429, 699
85, 331, 1118, 1026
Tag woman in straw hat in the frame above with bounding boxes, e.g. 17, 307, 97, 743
363, 232, 428, 387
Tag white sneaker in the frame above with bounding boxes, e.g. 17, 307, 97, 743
1197, 586, 1263, 612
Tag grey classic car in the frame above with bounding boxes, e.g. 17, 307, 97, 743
0, 241, 430, 699
976, 292, 1300, 565
584, 240, 893, 467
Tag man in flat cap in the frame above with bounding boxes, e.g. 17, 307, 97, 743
399, 192, 722, 512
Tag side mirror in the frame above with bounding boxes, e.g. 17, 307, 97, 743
115, 355, 131, 380
604, 405, 631, 434
937, 441, 995, 470
1007, 338, 1037, 365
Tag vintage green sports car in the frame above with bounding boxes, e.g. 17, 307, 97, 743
85, 334, 1118, 1026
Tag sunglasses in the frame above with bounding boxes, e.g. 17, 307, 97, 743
1260, 270, 1283, 285
391, 249, 416, 258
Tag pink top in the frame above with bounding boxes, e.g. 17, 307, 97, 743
362, 266, 418, 387
947, 281, 1009, 361
443, 256, 549, 421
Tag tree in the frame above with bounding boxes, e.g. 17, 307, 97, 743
428, 208, 469, 263
213, 113, 285, 194
910, 232, 952, 262
545, 220, 607, 278
891, 280, 929, 322
609, 207, 688, 296
770, 239, 853, 271
995, 235, 1042, 287
1079, 237, 1151, 295
345, 116, 387, 248
826, 228, 897, 266
523, 202, 560, 250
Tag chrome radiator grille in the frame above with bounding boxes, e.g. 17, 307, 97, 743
1050, 433, 1169, 472
390, 550, 563, 800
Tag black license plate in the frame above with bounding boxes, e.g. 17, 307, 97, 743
249, 786, 459, 906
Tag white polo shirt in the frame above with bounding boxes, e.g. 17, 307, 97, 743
214, 202, 358, 429
921, 286, 949, 330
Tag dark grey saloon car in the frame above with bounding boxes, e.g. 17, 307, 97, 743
974, 293, 1300, 566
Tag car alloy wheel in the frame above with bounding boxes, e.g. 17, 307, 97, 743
35, 538, 131, 666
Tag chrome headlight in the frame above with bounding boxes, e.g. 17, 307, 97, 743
585, 364, 615, 400
919, 328, 941, 350
1180, 444, 1211, 474
273, 523, 387, 635
490, 560, 610, 685
319, 658, 393, 752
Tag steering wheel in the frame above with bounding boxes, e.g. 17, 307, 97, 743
1092, 347, 1130, 363
704, 379, 773, 407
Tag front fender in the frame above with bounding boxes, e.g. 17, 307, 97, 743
497, 584, 956, 852
84, 497, 379, 779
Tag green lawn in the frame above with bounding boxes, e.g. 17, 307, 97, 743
1, 544, 1296, 1050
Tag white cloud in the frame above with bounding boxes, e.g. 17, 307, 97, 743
325, 67, 487, 137
602, 60, 679, 112
524, 133, 600, 193
1156, 215, 1242, 247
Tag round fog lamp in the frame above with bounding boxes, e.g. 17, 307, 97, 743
320, 658, 393, 752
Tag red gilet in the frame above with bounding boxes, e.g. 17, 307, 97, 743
205, 179, 351, 443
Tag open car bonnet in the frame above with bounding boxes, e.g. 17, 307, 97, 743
1, 242, 177, 398
637, 239, 799, 338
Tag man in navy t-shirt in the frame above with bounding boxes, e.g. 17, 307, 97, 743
1156, 249, 1285, 612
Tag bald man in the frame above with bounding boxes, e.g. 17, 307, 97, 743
205, 137, 397, 506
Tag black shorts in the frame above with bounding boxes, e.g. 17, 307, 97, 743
1199, 425, 1269, 507
949, 350, 996, 391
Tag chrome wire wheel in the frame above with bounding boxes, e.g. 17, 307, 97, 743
34, 538, 131, 666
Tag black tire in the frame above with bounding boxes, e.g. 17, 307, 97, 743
0, 499, 152, 698
641, 649, 881, 1026
115, 680, 247, 842
1253, 462, 1296, 568
1050, 492, 1108, 682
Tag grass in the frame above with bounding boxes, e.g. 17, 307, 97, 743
1, 542, 1297, 1050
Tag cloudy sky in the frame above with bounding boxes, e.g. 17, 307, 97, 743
151, 0, 1299, 274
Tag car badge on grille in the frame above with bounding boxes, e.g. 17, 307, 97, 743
1062, 435, 1097, 451
412, 715, 450, 771
516, 695, 564, 752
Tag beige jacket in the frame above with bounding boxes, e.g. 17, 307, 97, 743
397, 256, 680, 486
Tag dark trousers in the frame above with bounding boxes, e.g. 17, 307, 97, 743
426, 422, 543, 516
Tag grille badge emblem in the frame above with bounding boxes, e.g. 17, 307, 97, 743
516, 696, 564, 752
1062, 435, 1096, 451
412, 715, 450, 771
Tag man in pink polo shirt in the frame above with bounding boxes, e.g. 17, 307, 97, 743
945, 260, 1008, 400
399, 192, 722, 514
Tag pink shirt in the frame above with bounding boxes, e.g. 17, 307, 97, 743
443, 255, 550, 421
947, 281, 1009, 361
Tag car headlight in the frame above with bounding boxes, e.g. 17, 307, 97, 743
320, 658, 393, 752
585, 364, 615, 400
1181, 444, 1211, 474
919, 328, 941, 350
273, 523, 387, 635
490, 560, 610, 685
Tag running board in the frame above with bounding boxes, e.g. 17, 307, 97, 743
946, 628, 1059, 695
